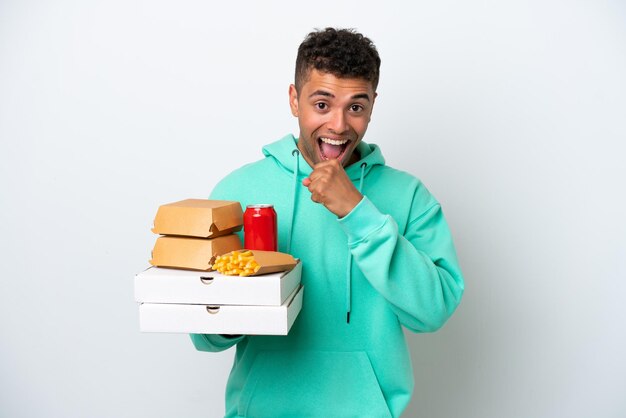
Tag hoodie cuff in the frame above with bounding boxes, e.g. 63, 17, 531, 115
338, 196, 388, 244
190, 333, 244, 351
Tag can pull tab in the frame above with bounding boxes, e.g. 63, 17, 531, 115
200, 276, 214, 285
206, 306, 220, 314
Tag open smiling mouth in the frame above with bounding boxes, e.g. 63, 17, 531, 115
318, 137, 350, 161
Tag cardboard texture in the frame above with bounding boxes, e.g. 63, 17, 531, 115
152, 199, 243, 238
247, 250, 298, 275
150, 234, 242, 271
135, 261, 302, 306
139, 285, 304, 335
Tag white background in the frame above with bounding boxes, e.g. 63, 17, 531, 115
1, 1, 625, 417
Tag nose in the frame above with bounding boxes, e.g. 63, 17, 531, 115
326, 109, 348, 134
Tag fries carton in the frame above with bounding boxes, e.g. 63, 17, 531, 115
212, 250, 298, 276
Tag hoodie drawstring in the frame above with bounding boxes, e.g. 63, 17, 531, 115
286, 149, 300, 254
346, 162, 368, 323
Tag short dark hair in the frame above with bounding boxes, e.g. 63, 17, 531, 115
294, 28, 381, 93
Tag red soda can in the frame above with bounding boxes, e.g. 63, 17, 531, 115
244, 204, 277, 251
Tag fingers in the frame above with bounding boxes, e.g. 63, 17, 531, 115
302, 161, 340, 204
310, 159, 341, 178
302, 160, 339, 189
305, 180, 325, 203
299, 160, 360, 217
303, 177, 324, 204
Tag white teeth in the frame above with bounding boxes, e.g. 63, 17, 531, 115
320, 137, 348, 146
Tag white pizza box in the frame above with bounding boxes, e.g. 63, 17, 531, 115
139, 285, 303, 335
134, 261, 301, 306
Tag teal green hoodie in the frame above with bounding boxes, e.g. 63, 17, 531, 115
191, 134, 464, 418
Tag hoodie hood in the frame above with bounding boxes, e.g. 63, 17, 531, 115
262, 133, 385, 180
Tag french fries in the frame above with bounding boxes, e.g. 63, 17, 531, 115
212, 250, 261, 276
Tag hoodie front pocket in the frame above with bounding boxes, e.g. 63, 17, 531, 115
238, 350, 392, 418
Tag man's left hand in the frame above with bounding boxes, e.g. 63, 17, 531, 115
302, 159, 362, 218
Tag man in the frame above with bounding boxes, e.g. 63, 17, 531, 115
191, 28, 464, 418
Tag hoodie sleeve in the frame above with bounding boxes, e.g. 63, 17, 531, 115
338, 193, 464, 333
189, 333, 245, 352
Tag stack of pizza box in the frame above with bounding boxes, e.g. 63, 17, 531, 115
134, 199, 303, 336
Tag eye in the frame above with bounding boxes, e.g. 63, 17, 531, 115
315, 102, 328, 110
350, 104, 364, 112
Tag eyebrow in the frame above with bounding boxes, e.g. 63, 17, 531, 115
308, 90, 371, 101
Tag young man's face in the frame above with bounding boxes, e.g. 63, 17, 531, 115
289, 69, 377, 167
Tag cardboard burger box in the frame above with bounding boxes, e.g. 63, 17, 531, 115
150, 234, 242, 271
149, 199, 244, 271
152, 199, 243, 238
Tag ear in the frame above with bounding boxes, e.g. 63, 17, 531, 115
289, 84, 299, 117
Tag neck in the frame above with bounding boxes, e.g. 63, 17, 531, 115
346, 149, 361, 167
